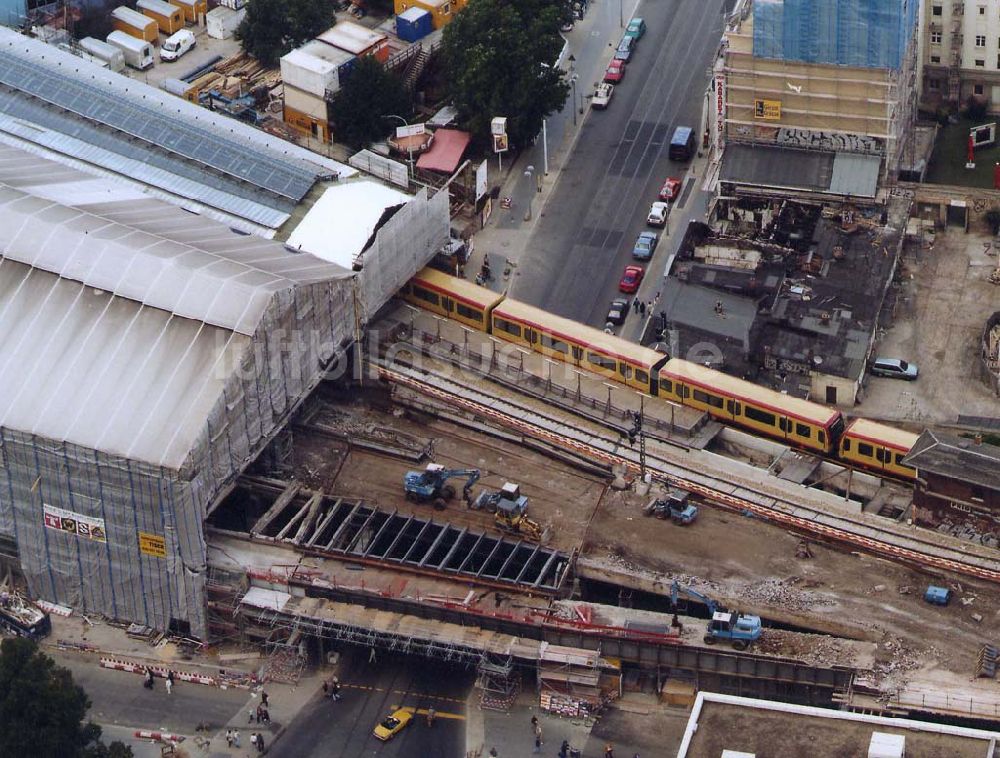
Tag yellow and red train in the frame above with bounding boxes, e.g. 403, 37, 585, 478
401, 267, 919, 480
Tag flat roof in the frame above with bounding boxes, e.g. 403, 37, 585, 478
721, 144, 880, 198
660, 278, 758, 346
286, 180, 411, 269
679, 693, 1000, 758
902, 429, 1000, 490
316, 21, 386, 54
416, 128, 470, 174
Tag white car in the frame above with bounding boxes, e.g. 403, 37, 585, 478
647, 202, 669, 227
591, 83, 614, 109
160, 29, 196, 62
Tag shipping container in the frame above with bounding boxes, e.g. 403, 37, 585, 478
280, 41, 354, 98
283, 85, 330, 141
137, 0, 185, 34
217, 0, 245, 8
107, 30, 155, 69
394, 0, 467, 30
111, 6, 159, 43
167, 0, 207, 23
206, 6, 245, 39
78, 36, 127, 72
396, 7, 432, 42
316, 21, 389, 63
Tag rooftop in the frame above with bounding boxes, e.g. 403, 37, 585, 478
721, 144, 880, 199
679, 693, 1000, 758
903, 429, 1000, 491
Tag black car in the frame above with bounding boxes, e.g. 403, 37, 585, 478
606, 298, 629, 325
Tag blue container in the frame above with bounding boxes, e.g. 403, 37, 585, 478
924, 585, 952, 606
396, 7, 432, 43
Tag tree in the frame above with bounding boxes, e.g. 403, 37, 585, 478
442, 0, 569, 150
329, 57, 413, 149
236, 0, 336, 66
0, 638, 132, 758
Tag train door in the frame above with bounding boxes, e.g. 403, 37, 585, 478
725, 398, 740, 422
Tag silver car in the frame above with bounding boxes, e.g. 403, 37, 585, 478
870, 357, 918, 380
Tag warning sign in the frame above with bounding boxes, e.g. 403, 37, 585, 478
43, 504, 106, 543
138, 531, 166, 558
753, 99, 781, 121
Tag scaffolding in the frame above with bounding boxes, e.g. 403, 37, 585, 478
476, 654, 521, 711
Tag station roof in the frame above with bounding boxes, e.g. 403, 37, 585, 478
903, 430, 1000, 491
721, 144, 880, 199
0, 149, 351, 469
0, 27, 354, 231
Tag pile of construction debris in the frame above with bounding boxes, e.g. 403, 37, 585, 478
755, 629, 860, 668
184, 52, 282, 114
671, 574, 833, 614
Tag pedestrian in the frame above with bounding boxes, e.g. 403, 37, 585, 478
225, 729, 233, 748
632, 299, 639, 313
262, 707, 270, 724
233, 729, 241, 748
249, 733, 257, 751
489, 748, 498, 758
332, 680, 341, 701
143, 668, 153, 690
261, 691, 269, 708
530, 715, 538, 729
533, 734, 542, 753
322, 680, 330, 698
255, 704, 262, 724
559, 739, 570, 758
165, 671, 174, 695
639, 300, 646, 316
369, 647, 377, 664
257, 732, 266, 753
426, 706, 436, 727
605, 743, 614, 758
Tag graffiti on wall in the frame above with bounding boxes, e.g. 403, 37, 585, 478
774, 128, 884, 155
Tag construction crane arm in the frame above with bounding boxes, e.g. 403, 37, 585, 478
670, 579, 718, 615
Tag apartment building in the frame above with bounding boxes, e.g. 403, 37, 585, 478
921, 0, 1000, 109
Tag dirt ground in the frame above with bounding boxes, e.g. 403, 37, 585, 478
581, 485, 1000, 684
856, 226, 1000, 424
287, 390, 606, 553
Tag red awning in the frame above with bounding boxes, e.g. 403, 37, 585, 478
416, 128, 471, 173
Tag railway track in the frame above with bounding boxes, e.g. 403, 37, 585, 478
375, 360, 1000, 586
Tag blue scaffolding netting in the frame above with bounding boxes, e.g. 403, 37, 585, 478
752, 0, 919, 70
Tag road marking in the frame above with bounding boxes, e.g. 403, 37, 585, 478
391, 706, 467, 721
339, 683, 464, 704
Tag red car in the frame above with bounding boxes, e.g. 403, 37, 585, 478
604, 59, 625, 83
659, 177, 682, 202
619, 265, 644, 293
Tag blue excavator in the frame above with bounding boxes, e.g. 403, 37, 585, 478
403, 464, 480, 510
670, 579, 762, 651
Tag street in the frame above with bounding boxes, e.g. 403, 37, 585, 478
271, 651, 470, 758
509, 0, 728, 328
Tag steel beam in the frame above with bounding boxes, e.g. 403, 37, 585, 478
326, 502, 362, 550
362, 510, 399, 557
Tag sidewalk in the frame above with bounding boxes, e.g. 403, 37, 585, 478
467, 689, 596, 758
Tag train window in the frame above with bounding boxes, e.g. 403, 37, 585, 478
525, 328, 538, 343
744, 406, 776, 426
692, 389, 723, 408
442, 297, 454, 312
587, 352, 617, 370
455, 303, 482, 322
660, 379, 673, 394
635, 369, 649, 385
842, 439, 851, 452
795, 423, 811, 438
619, 364, 633, 379
413, 286, 440, 306
778, 418, 790, 432
540, 334, 568, 353
726, 399, 739, 415
818, 430, 826, 444
494, 318, 522, 337
876, 449, 888, 463
571, 346, 584, 360
858, 442, 874, 457
681, 385, 690, 398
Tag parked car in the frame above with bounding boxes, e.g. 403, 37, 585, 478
614, 36, 635, 62
592, 82, 614, 109
870, 357, 919, 380
373, 708, 413, 741
625, 17, 646, 42
633, 231, 658, 260
606, 298, 629, 325
619, 265, 644, 293
659, 177, 682, 202
604, 59, 625, 83
646, 202, 668, 228
160, 28, 196, 62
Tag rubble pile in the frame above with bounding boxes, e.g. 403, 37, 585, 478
755, 630, 858, 667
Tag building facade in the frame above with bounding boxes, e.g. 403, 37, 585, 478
716, 0, 920, 181
920, 0, 1000, 110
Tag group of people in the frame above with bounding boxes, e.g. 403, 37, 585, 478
322, 677, 342, 701
225, 728, 267, 753
141, 667, 174, 694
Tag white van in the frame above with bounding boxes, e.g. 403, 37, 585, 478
106, 31, 155, 70
160, 29, 196, 62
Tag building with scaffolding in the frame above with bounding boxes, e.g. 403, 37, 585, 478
713, 0, 920, 185
919, 0, 1000, 111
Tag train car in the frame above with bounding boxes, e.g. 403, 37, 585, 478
489, 297, 669, 394
838, 418, 918, 480
658, 359, 843, 454
401, 267, 505, 330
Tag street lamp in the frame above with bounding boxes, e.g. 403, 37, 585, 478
523, 165, 535, 221
383, 114, 414, 178
619, 0, 623, 28
570, 75, 578, 126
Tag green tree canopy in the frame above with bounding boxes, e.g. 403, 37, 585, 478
442, 0, 569, 149
329, 57, 413, 149
236, 0, 336, 66
0, 638, 132, 758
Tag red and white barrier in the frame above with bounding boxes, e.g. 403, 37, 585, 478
134, 730, 185, 743
100, 657, 216, 686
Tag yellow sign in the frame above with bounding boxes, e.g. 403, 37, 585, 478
754, 99, 782, 121
138, 531, 166, 558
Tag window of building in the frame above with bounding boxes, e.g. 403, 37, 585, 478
931, 4, 942, 15
930, 55, 941, 64
975, 83, 986, 94
928, 77, 941, 89
976, 34, 987, 47
976, 59, 986, 67
979, 5, 986, 14
930, 31, 942, 44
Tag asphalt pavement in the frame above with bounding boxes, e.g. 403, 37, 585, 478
270, 650, 470, 758
504, 0, 729, 329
